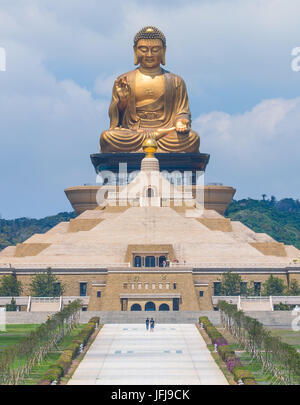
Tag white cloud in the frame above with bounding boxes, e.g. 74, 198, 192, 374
194, 96, 300, 199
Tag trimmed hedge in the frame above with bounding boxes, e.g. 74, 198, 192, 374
233, 367, 255, 382
38, 317, 100, 384
199, 317, 257, 385
243, 378, 257, 385
199, 316, 213, 329
43, 365, 64, 383
199, 318, 228, 346
217, 345, 234, 361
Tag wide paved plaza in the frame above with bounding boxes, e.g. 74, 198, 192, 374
68, 323, 228, 385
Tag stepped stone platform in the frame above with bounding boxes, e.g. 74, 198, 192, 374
1, 152, 300, 313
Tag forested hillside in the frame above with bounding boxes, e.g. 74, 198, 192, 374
225, 197, 300, 249
0, 212, 77, 251
0, 197, 299, 251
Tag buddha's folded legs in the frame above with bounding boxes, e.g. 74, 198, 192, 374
100, 128, 145, 153
100, 128, 200, 153
157, 129, 200, 153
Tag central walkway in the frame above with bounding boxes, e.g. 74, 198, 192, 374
68, 324, 228, 385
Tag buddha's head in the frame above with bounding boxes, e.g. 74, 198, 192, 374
133, 26, 166, 68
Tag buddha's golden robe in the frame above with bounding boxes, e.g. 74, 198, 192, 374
100, 68, 200, 153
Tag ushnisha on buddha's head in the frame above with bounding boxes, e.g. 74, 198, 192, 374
133, 26, 166, 68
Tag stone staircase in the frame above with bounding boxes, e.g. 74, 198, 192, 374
79, 310, 221, 324
30, 302, 61, 312
239, 297, 273, 311
29, 297, 61, 312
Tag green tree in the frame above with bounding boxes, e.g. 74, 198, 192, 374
6, 297, 17, 311
262, 275, 286, 296
220, 272, 242, 296
287, 279, 300, 295
30, 268, 64, 297
0, 271, 22, 296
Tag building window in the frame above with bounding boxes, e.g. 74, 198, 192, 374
131, 283, 135, 290
159, 256, 167, 267
134, 255, 142, 267
145, 283, 149, 290
82, 307, 87, 311
254, 282, 261, 296
145, 301, 156, 311
199, 290, 204, 297
240, 282, 248, 296
166, 283, 170, 289
138, 283, 142, 289
173, 283, 177, 290
173, 298, 179, 311
97, 291, 101, 298
145, 256, 156, 267
213, 282, 221, 296
79, 282, 87, 297
121, 298, 128, 311
123, 283, 128, 289
147, 187, 154, 197
131, 303, 142, 311
158, 283, 163, 289
54, 282, 61, 295
152, 283, 156, 290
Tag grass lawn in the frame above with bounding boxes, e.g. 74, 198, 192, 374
24, 324, 85, 385
0, 324, 40, 352
236, 352, 275, 385
0, 323, 86, 385
217, 326, 274, 385
217, 327, 300, 384
267, 328, 300, 350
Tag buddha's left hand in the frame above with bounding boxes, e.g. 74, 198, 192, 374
175, 118, 190, 133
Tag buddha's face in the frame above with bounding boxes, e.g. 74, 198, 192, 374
134, 39, 166, 68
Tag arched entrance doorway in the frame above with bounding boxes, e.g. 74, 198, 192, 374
147, 187, 155, 197
145, 301, 156, 311
159, 303, 169, 311
131, 303, 142, 311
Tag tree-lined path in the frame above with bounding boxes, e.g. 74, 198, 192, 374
68, 323, 228, 385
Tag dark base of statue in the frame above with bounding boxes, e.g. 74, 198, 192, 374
90, 152, 210, 185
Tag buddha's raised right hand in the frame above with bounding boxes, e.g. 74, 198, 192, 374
115, 77, 130, 110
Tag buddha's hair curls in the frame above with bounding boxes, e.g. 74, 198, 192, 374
134, 26, 166, 47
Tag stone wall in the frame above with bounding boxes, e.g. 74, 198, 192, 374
3, 310, 296, 328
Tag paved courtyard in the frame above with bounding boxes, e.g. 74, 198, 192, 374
68, 323, 228, 385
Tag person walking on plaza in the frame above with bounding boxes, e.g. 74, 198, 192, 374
150, 318, 155, 332
146, 317, 150, 330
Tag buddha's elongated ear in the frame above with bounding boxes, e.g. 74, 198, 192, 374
133, 46, 139, 66
161, 47, 166, 66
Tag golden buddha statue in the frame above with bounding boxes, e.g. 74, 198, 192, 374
100, 26, 200, 153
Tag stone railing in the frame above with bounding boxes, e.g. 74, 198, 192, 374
212, 295, 300, 307
173, 262, 289, 268
62, 296, 90, 305
0, 296, 90, 308
0, 263, 129, 269
31, 297, 60, 303
0, 296, 30, 306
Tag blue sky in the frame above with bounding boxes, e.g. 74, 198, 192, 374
0, 0, 300, 219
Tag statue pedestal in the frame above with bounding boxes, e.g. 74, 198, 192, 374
65, 151, 235, 215
90, 152, 210, 185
